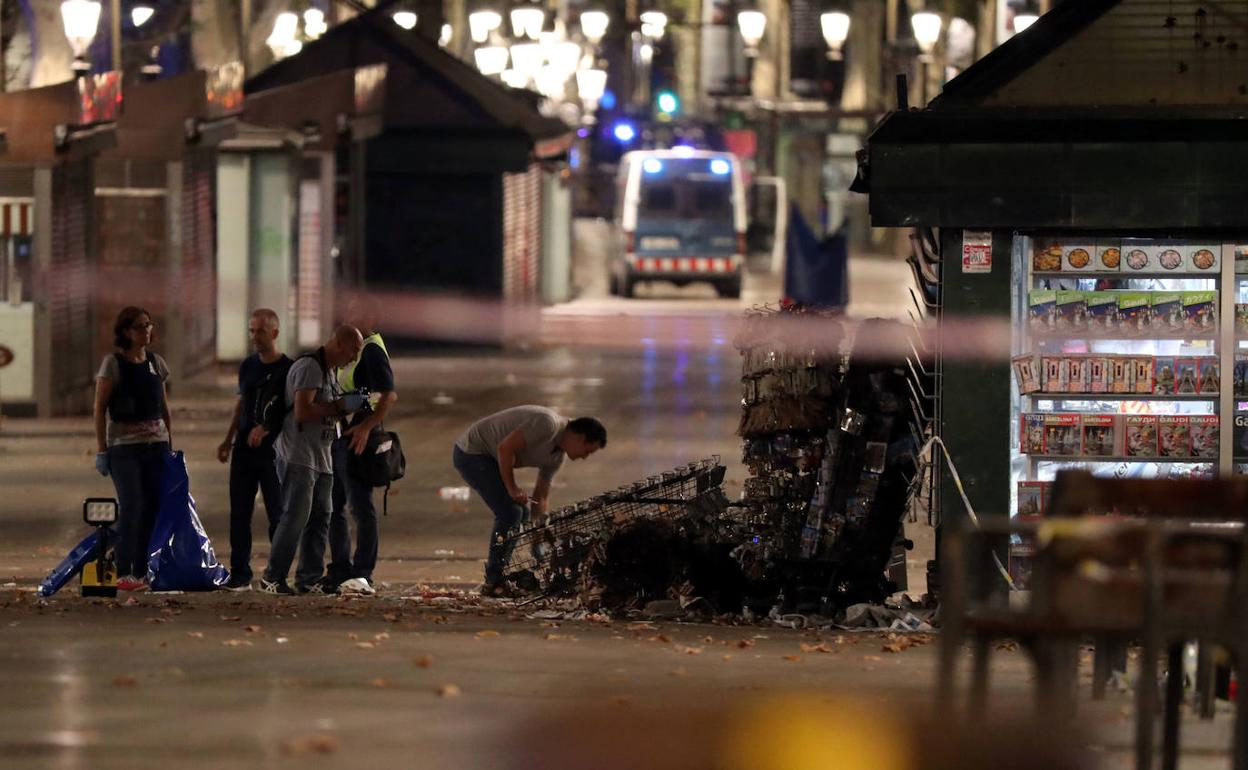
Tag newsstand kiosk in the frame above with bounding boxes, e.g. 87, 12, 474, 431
861, 0, 1248, 583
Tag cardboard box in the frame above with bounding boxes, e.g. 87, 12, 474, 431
1096, 241, 1122, 272
1125, 415, 1158, 457
1081, 414, 1119, 457
1066, 357, 1091, 393
1086, 292, 1119, 333
1016, 481, 1046, 517
1041, 355, 1067, 393
1175, 358, 1199, 394
1021, 413, 1047, 454
1110, 356, 1134, 394
1158, 416, 1191, 458
1198, 358, 1221, 395
1190, 415, 1219, 459
1185, 243, 1220, 273
1133, 357, 1154, 395
1118, 292, 1152, 336
1154, 356, 1177, 395
1055, 291, 1088, 331
1012, 354, 1040, 394
1183, 291, 1218, 334
1120, 239, 1154, 272
1088, 357, 1109, 394
1151, 292, 1185, 332
1062, 242, 1097, 272
1029, 290, 1058, 334
1044, 413, 1082, 456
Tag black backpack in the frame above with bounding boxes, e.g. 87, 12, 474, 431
347, 421, 406, 515
254, 350, 326, 437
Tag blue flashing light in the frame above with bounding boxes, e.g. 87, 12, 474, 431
672, 144, 695, 155
642, 158, 664, 174
612, 122, 636, 143
600, 89, 617, 110
710, 159, 731, 175
656, 90, 679, 115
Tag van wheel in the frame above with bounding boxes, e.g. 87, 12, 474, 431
715, 277, 741, 299
621, 276, 636, 298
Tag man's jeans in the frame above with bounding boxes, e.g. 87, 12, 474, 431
452, 446, 529, 584
228, 441, 284, 582
108, 441, 170, 577
327, 437, 378, 584
263, 460, 333, 589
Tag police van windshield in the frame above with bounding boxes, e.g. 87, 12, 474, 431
637, 158, 734, 223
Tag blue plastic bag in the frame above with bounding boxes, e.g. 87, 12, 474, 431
783, 202, 848, 309
146, 451, 229, 591
38, 531, 101, 597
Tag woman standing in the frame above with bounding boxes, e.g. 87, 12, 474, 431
93, 307, 173, 591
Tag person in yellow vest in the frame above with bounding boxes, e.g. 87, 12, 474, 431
322, 301, 398, 596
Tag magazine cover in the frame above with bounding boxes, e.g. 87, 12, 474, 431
1158, 415, 1192, 458
1125, 415, 1158, 457
1110, 356, 1134, 394
1235, 354, 1248, 398
1154, 357, 1177, 395
1012, 354, 1040, 394
1089, 357, 1109, 394
1081, 414, 1119, 457
1236, 412, 1248, 460
1198, 358, 1221, 395
1175, 358, 1199, 394
1118, 292, 1152, 336
1190, 416, 1219, 459
1132, 357, 1154, 395
1041, 355, 1067, 393
1029, 291, 1058, 334
1066, 357, 1091, 394
1016, 481, 1046, 517
1151, 292, 1184, 332
1056, 291, 1088, 331
1235, 304, 1248, 336
1021, 413, 1047, 454
1044, 414, 1082, 456
1086, 292, 1120, 333
1183, 292, 1218, 334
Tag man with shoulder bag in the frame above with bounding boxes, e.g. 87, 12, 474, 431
325, 301, 400, 596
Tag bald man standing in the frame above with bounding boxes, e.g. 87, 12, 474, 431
260, 325, 365, 595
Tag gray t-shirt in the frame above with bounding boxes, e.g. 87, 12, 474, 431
275, 355, 339, 474
455, 405, 568, 481
96, 353, 170, 447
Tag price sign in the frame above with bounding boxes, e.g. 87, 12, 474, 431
962, 230, 993, 273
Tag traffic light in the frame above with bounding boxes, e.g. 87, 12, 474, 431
656, 90, 679, 117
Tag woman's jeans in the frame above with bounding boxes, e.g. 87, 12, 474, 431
108, 441, 170, 577
452, 446, 529, 584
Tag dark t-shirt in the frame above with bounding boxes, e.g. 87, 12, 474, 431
352, 343, 394, 393
236, 353, 292, 447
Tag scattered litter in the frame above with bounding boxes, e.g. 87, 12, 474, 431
474, 630, 500, 639
281, 735, 337, 755
275, 637, 289, 644
437, 489, 470, 502
355, 642, 376, 650
222, 639, 253, 647
431, 392, 455, 406
436, 683, 461, 697
414, 655, 433, 668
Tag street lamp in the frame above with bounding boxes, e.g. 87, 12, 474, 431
469, 10, 502, 43
820, 11, 850, 60
1013, 12, 1039, 33
304, 8, 328, 38
639, 10, 667, 41
266, 12, 302, 59
911, 11, 942, 59
509, 41, 544, 82
737, 10, 766, 58
511, 4, 546, 41
579, 10, 608, 45
130, 4, 154, 27
61, 0, 102, 75
475, 44, 510, 75
393, 10, 418, 30
576, 68, 606, 116
440, 24, 454, 47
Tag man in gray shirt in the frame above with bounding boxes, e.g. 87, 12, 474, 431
453, 405, 607, 596
260, 325, 365, 595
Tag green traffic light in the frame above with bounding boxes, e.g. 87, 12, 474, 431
656, 90, 679, 115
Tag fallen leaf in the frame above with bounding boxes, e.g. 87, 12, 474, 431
276, 637, 289, 644
437, 683, 461, 698
801, 643, 834, 654
475, 630, 500, 639
996, 641, 1019, 652
382, 612, 400, 623
347, 633, 359, 640
220, 615, 241, 622
281, 735, 338, 755
369, 678, 390, 688
627, 622, 656, 632
863, 655, 883, 662
145, 617, 166, 624
722, 654, 733, 661
414, 655, 433, 668
545, 633, 577, 641
612, 695, 633, 707
702, 636, 715, 644
356, 642, 376, 650
783, 655, 803, 662
112, 675, 138, 687
669, 667, 690, 677
243, 625, 262, 634
737, 639, 755, 649
373, 632, 390, 642
157, 641, 168, 648
185, 631, 204, 639
223, 639, 253, 647
678, 645, 704, 655
648, 634, 673, 644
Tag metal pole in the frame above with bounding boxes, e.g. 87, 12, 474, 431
111, 0, 121, 73
241, 0, 252, 74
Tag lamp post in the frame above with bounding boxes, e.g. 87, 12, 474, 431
910, 10, 942, 105
736, 8, 765, 98
820, 11, 850, 60
469, 9, 502, 43
579, 10, 608, 46
1013, 12, 1038, 33
510, 3, 545, 41
61, 0, 103, 76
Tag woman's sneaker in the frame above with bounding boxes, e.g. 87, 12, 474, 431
223, 575, 252, 592
297, 578, 339, 595
116, 575, 148, 592
338, 577, 376, 596
258, 578, 295, 595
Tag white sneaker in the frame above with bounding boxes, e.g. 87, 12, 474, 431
339, 577, 376, 595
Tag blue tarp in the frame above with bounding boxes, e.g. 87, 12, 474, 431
783, 202, 848, 309
146, 451, 229, 591
38, 532, 101, 597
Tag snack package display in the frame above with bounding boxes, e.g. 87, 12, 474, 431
1110, 356, 1134, 393
1151, 292, 1185, 332
1066, 357, 1091, 393
1190, 416, 1219, 459
1120, 240, 1153, 272
1062, 243, 1096, 272
1125, 415, 1158, 457
1158, 416, 1191, 457
1183, 292, 1218, 334
1096, 242, 1122, 271
1154, 356, 1177, 395
1117, 293, 1152, 336
1088, 357, 1109, 393
1041, 355, 1067, 393
1237, 304, 1248, 336
1174, 358, 1199, 394
1147, 241, 1185, 272
1086, 292, 1119, 332
1029, 290, 1058, 334
1012, 355, 1040, 394
1032, 238, 1063, 272
1016, 481, 1046, 517
1081, 414, 1119, 456
1044, 414, 1082, 456
1132, 357, 1154, 395
1235, 354, 1248, 398
1198, 358, 1221, 395
1185, 244, 1219, 273
1055, 291, 1088, 330
1021, 413, 1047, 454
